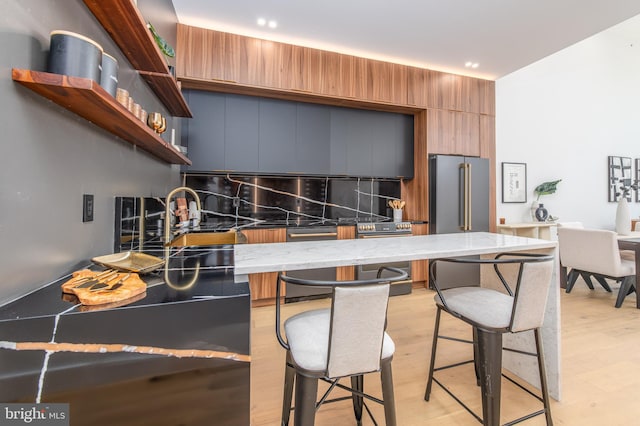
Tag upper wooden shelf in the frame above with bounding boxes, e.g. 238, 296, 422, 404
12, 69, 191, 165
83, 0, 192, 117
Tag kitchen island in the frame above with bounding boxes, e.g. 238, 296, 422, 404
235, 231, 561, 400
0, 244, 251, 425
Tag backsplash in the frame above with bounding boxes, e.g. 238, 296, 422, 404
115, 174, 401, 251
185, 174, 401, 226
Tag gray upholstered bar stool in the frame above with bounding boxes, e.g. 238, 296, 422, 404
424, 253, 555, 426
275, 267, 408, 426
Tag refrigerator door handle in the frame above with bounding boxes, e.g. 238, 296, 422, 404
459, 164, 466, 230
466, 162, 472, 230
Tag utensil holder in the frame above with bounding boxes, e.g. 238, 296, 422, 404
393, 208, 403, 223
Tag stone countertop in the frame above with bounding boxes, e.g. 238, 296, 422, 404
0, 244, 251, 424
0, 245, 244, 320
234, 231, 557, 275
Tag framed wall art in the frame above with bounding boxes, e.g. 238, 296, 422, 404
608, 156, 632, 202
502, 162, 527, 203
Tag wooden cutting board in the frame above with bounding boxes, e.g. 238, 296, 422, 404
61, 269, 147, 306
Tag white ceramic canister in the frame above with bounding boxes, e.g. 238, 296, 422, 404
48, 30, 103, 83
99, 52, 118, 97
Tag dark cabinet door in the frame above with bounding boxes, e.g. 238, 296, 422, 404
346, 109, 374, 177
296, 103, 331, 175
225, 95, 259, 171
182, 90, 226, 171
258, 99, 296, 173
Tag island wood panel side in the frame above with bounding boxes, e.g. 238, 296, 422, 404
336, 226, 356, 281
411, 223, 429, 286
242, 228, 286, 303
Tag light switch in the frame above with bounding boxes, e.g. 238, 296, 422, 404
83, 194, 94, 222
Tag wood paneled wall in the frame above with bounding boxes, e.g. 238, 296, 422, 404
176, 24, 496, 227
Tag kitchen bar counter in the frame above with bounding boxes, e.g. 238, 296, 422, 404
0, 245, 251, 425
235, 231, 562, 400
234, 231, 556, 274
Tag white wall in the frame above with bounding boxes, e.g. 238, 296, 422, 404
496, 14, 640, 229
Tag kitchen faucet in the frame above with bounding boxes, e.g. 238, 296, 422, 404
164, 186, 201, 245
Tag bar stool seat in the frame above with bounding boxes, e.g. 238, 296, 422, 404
285, 309, 395, 373
434, 287, 513, 329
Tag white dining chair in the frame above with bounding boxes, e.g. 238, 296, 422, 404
557, 227, 636, 307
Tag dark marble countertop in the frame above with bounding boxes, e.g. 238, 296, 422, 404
0, 243, 251, 424
0, 244, 245, 321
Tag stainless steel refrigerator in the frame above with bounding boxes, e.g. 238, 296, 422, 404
429, 154, 490, 288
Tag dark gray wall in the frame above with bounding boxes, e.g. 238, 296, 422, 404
0, 0, 181, 303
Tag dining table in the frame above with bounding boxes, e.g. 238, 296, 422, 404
616, 232, 640, 309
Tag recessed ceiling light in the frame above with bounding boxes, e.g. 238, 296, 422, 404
465, 61, 479, 69
471, 63, 479, 69
257, 17, 266, 26
268, 20, 278, 29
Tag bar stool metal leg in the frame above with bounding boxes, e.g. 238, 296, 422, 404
293, 373, 318, 426
282, 352, 295, 425
476, 327, 503, 426
534, 328, 553, 426
351, 375, 364, 425
380, 360, 397, 426
424, 307, 442, 401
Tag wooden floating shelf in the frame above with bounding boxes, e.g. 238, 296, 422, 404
83, 0, 192, 117
12, 69, 191, 165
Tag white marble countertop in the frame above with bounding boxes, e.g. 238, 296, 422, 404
234, 231, 557, 275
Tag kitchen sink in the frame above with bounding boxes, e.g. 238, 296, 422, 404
166, 230, 247, 247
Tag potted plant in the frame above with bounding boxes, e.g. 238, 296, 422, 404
147, 22, 175, 76
532, 179, 561, 222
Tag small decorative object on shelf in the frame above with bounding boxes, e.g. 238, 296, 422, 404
147, 22, 175, 59
532, 179, 561, 222
147, 112, 166, 134
535, 204, 549, 222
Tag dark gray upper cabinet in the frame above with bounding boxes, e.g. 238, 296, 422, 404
258, 99, 296, 174
296, 104, 331, 175
182, 90, 414, 178
225, 96, 260, 172
182, 90, 225, 171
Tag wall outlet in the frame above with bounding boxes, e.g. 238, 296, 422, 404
83, 194, 94, 222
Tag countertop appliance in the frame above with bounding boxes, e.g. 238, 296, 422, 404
285, 226, 338, 302
356, 221, 413, 296
429, 154, 490, 288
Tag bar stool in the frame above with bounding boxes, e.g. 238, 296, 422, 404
424, 253, 555, 426
275, 266, 408, 426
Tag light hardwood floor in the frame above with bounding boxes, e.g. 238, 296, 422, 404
251, 279, 640, 425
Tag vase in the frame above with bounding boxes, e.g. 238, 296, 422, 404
535, 203, 549, 222
530, 201, 539, 221
616, 197, 631, 235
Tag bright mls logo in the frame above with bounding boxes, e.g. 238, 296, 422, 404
1, 404, 69, 425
